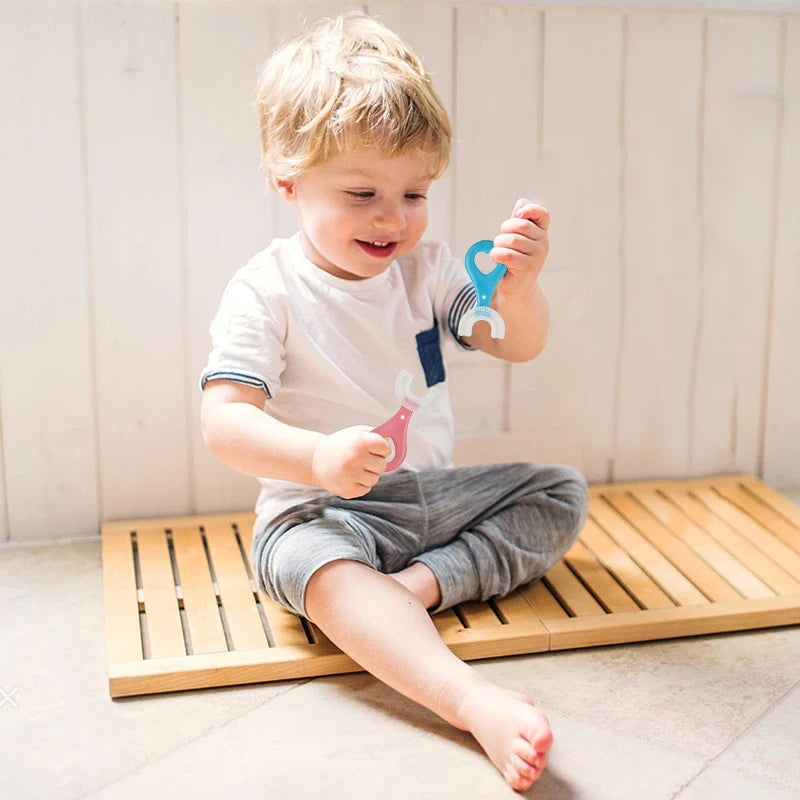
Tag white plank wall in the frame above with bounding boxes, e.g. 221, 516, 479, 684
1, 1, 798, 542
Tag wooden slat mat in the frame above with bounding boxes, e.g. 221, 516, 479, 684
102, 474, 800, 697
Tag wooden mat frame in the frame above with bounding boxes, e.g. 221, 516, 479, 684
102, 474, 800, 698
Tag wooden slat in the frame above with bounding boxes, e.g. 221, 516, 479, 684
542, 561, 605, 617
432, 608, 464, 638
662, 487, 800, 596
102, 529, 143, 663
307, 622, 333, 646
519, 580, 569, 621
564, 539, 639, 613
103, 511, 256, 536
691, 488, 800, 576
135, 528, 186, 659
457, 601, 503, 629
579, 518, 672, 609
171, 526, 228, 655
203, 523, 268, 651
604, 491, 741, 603
256, 591, 310, 647
591, 498, 708, 606
714, 484, 800, 556
493, 589, 549, 632
634, 488, 774, 599
580, 517, 675, 608
740, 477, 800, 530
546, 594, 800, 651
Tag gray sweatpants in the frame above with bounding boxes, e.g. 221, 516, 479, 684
252, 462, 589, 618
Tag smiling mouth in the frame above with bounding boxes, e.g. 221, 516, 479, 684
356, 239, 398, 258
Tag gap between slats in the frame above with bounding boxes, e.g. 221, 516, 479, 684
129, 524, 315, 659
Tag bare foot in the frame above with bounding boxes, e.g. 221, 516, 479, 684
458, 683, 553, 792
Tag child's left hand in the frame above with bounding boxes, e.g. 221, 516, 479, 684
490, 198, 550, 291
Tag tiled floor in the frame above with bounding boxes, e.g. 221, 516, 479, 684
1, 488, 799, 800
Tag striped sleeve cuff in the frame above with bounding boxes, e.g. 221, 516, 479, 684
199, 370, 271, 397
447, 283, 477, 350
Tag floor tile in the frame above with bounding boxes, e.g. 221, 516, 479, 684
475, 626, 800, 760
716, 680, 800, 792
675, 764, 799, 800
81, 674, 705, 800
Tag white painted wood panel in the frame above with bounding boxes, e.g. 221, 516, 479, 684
538, 9, 624, 480
180, 1, 276, 515
0, 3, 100, 541
691, 15, 782, 475
614, 13, 704, 481
763, 18, 800, 487
81, 2, 191, 520
2, 1, 798, 542
450, 4, 542, 464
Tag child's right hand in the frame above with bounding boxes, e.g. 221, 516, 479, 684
311, 426, 392, 498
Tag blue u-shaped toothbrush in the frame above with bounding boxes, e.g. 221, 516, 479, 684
457, 239, 507, 339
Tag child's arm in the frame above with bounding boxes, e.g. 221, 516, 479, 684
462, 198, 551, 363
200, 380, 391, 499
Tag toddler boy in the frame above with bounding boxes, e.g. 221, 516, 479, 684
200, 13, 588, 791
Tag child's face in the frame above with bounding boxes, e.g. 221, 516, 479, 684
278, 148, 434, 280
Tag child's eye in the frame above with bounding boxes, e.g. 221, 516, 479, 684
346, 191, 374, 199
405, 193, 427, 201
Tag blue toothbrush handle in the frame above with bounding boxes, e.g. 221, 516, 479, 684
464, 239, 507, 306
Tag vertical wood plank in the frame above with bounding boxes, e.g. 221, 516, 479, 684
691, 15, 782, 475
179, 1, 275, 515
763, 18, 800, 488
0, 2, 100, 541
615, 12, 704, 480
539, 9, 624, 482
81, 2, 191, 520
450, 5, 541, 464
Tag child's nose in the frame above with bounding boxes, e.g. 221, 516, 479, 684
371, 200, 403, 232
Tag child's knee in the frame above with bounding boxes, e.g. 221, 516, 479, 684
554, 464, 589, 534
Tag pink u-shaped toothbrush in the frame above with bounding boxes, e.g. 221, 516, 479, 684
372, 370, 441, 472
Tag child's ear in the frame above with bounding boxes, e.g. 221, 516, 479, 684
275, 178, 297, 202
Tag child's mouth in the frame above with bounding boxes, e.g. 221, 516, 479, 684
356, 239, 398, 258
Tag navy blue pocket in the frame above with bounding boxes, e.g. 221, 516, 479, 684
416, 321, 445, 387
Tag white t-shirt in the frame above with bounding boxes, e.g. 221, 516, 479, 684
201, 233, 475, 523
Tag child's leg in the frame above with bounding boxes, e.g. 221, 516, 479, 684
411, 463, 588, 611
305, 558, 552, 792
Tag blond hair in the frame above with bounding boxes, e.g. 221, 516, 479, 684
255, 12, 451, 189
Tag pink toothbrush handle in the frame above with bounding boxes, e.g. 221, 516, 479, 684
372, 406, 413, 472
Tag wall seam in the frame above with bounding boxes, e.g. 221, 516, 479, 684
174, 2, 197, 513
76, 0, 105, 529
688, 15, 709, 474
610, 12, 628, 483
757, 16, 788, 480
